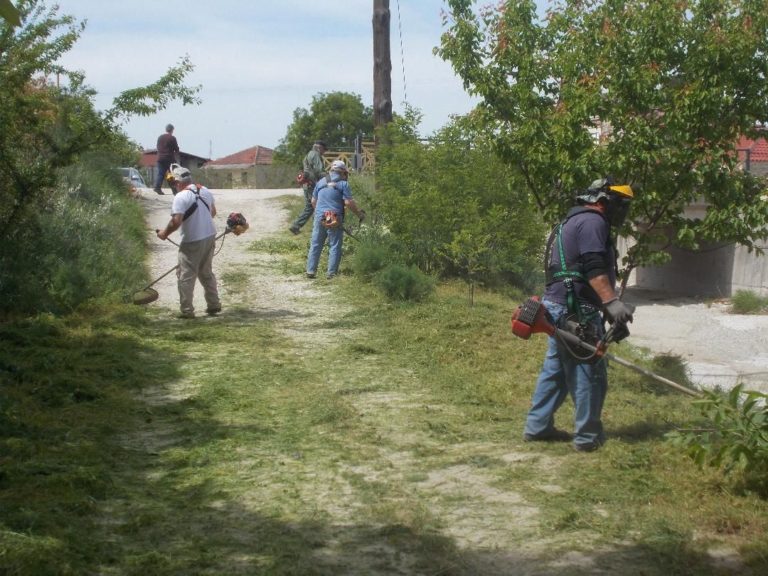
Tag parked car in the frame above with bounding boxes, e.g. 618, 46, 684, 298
120, 167, 147, 196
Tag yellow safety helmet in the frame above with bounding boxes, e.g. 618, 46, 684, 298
608, 184, 633, 198
577, 177, 634, 226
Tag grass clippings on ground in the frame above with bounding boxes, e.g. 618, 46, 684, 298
2, 197, 768, 575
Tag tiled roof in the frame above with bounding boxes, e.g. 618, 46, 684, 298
204, 146, 274, 168
736, 135, 768, 163
139, 149, 210, 168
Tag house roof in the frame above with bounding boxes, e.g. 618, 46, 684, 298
139, 149, 210, 168
736, 135, 768, 163
203, 146, 274, 169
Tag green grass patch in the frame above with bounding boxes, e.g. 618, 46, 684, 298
2, 263, 768, 574
731, 290, 768, 314
219, 269, 250, 293
248, 236, 306, 256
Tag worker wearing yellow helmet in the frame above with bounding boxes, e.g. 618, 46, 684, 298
523, 176, 635, 452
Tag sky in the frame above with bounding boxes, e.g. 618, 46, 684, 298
56, 0, 493, 160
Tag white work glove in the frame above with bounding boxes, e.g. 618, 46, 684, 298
603, 298, 635, 325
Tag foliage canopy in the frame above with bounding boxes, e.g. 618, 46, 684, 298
0, 0, 200, 314
273, 91, 374, 167
437, 0, 768, 280
369, 108, 547, 295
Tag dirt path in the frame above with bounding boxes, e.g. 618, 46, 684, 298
136, 187, 565, 574
133, 188, 754, 574
140, 187, 308, 316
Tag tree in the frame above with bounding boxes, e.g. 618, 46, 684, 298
0, 0, 199, 232
0, 0, 200, 236
0, 0, 201, 313
273, 91, 374, 168
372, 108, 547, 292
437, 0, 768, 284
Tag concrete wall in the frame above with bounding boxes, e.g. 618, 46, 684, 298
624, 197, 768, 297
731, 243, 768, 295
631, 237, 768, 297
200, 165, 296, 189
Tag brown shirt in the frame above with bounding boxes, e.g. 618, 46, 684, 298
157, 133, 179, 162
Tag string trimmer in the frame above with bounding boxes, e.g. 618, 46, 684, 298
510, 296, 701, 397
131, 212, 249, 305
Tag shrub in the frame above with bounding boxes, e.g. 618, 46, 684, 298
352, 240, 392, 277
376, 264, 434, 302
731, 290, 768, 315
0, 156, 147, 315
668, 384, 768, 495
349, 224, 401, 278
373, 111, 546, 290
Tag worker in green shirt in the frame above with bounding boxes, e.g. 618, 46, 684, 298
290, 140, 327, 234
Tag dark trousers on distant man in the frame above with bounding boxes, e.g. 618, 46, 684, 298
154, 159, 173, 192
290, 184, 315, 233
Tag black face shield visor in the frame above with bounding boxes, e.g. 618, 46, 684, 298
604, 193, 632, 227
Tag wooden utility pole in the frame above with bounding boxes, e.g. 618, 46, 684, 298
373, 0, 392, 128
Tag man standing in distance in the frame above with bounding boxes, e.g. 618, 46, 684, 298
290, 140, 327, 234
153, 123, 180, 195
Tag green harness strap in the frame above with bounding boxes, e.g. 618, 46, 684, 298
550, 222, 600, 324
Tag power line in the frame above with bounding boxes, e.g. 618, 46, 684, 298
395, 0, 408, 105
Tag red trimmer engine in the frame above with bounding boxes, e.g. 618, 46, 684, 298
510, 296, 556, 340
511, 296, 606, 362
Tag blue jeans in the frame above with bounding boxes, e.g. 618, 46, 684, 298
524, 300, 608, 449
154, 159, 172, 190
306, 216, 344, 277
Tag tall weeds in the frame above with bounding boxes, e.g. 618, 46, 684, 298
0, 156, 147, 316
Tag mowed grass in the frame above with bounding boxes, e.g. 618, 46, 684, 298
1, 248, 768, 574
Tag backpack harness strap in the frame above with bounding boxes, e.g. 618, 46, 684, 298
182, 185, 210, 222
552, 221, 588, 322
544, 207, 609, 324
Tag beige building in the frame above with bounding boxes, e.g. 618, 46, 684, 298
202, 146, 295, 189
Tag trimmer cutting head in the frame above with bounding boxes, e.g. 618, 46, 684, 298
132, 287, 159, 305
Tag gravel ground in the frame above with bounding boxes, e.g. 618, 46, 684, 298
623, 287, 768, 393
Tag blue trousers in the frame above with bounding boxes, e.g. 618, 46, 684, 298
523, 300, 608, 449
154, 159, 172, 190
306, 216, 344, 277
